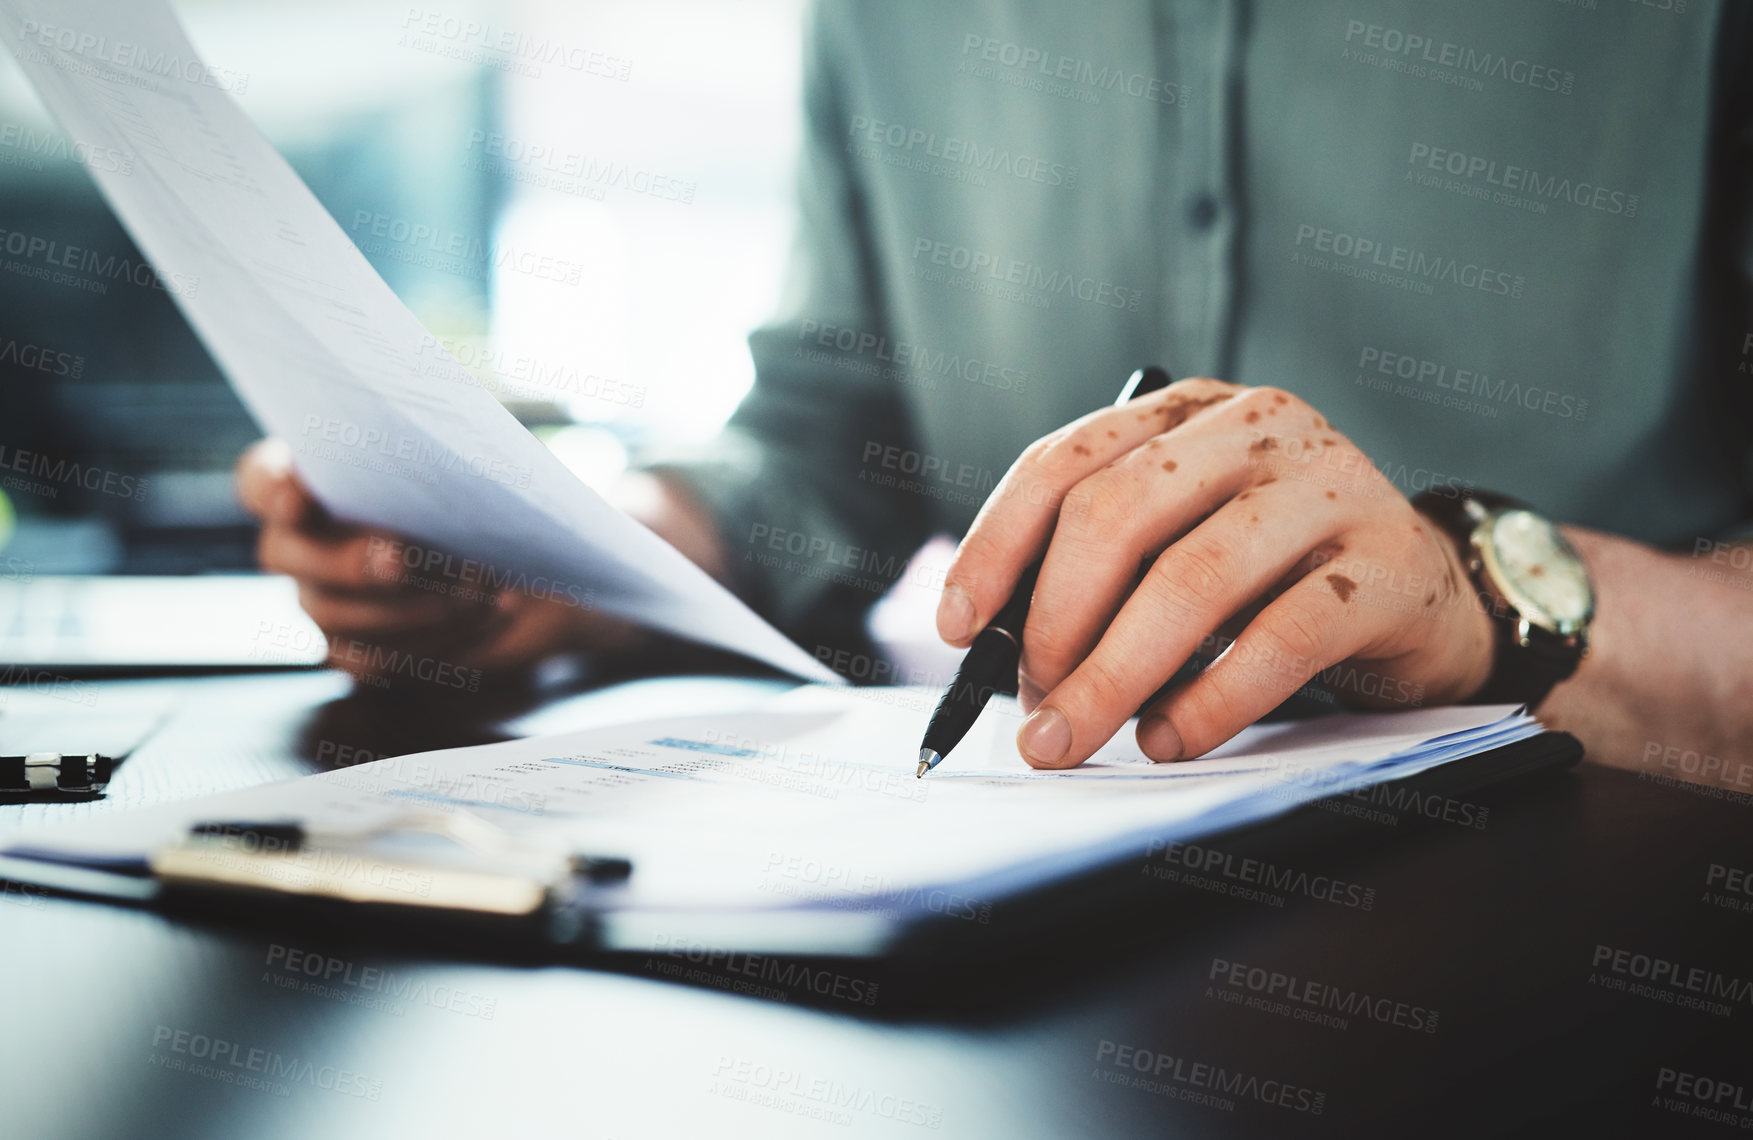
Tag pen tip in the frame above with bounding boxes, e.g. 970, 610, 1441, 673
916, 748, 941, 779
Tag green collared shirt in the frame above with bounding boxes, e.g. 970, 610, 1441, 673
648, 0, 1753, 650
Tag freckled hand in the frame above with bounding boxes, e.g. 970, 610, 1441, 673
915, 367, 1175, 775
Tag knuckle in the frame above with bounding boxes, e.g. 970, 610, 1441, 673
1017, 434, 1059, 471
952, 525, 1002, 565
1033, 436, 1091, 486
988, 465, 1056, 514
1248, 607, 1330, 676
947, 527, 1006, 587
1175, 679, 1246, 747
1366, 526, 1420, 573
1154, 537, 1235, 611
1167, 376, 1230, 396
1058, 469, 1137, 530
1069, 652, 1132, 714
1248, 384, 1299, 410
1019, 616, 1083, 682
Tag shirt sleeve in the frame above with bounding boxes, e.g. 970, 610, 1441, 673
638, 0, 932, 653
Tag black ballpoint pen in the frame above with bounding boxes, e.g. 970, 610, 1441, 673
916, 365, 1176, 777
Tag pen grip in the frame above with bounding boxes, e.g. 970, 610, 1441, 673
923, 625, 1024, 751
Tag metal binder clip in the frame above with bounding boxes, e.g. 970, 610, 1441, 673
0, 753, 113, 795
149, 811, 628, 919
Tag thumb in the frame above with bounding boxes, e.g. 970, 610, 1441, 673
235, 438, 316, 526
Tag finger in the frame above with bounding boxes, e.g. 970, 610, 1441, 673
235, 438, 295, 520
1016, 482, 1347, 768
297, 582, 497, 644
1020, 413, 1267, 698
1138, 568, 1394, 761
240, 449, 335, 538
939, 378, 1239, 645
259, 523, 406, 594
271, 476, 326, 531
461, 592, 629, 671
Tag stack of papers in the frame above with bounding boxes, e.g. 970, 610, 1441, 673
0, 689, 1541, 947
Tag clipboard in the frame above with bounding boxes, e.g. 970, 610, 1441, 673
0, 729, 1583, 965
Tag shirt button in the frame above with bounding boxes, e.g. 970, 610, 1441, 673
1188, 194, 1219, 230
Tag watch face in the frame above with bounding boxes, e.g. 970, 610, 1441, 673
1484, 509, 1594, 632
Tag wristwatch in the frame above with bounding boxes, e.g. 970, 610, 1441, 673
1411, 490, 1593, 709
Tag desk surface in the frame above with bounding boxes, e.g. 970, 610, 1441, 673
2, 671, 1748, 1139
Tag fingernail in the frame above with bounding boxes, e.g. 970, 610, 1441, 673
1139, 714, 1183, 761
937, 582, 976, 643
1018, 707, 1071, 766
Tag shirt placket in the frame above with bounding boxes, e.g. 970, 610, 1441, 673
1156, 0, 1241, 380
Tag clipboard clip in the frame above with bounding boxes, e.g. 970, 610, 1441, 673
1, 753, 113, 796
148, 812, 630, 920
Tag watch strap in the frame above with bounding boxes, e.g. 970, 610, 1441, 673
1471, 618, 1584, 708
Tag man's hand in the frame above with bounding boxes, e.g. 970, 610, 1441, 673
935, 379, 1496, 767
235, 439, 644, 684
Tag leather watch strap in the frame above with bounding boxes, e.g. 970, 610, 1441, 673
1470, 620, 1582, 708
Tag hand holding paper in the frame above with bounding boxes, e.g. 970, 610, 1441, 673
0, 0, 837, 683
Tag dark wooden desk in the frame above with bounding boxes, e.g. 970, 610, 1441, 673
2, 671, 1749, 1139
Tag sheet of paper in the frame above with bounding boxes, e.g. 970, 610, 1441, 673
1, 686, 1538, 926
0, 0, 835, 683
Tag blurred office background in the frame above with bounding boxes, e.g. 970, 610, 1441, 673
0, 0, 804, 576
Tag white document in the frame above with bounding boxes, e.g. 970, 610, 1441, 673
0, 0, 836, 683
1, 689, 1540, 928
